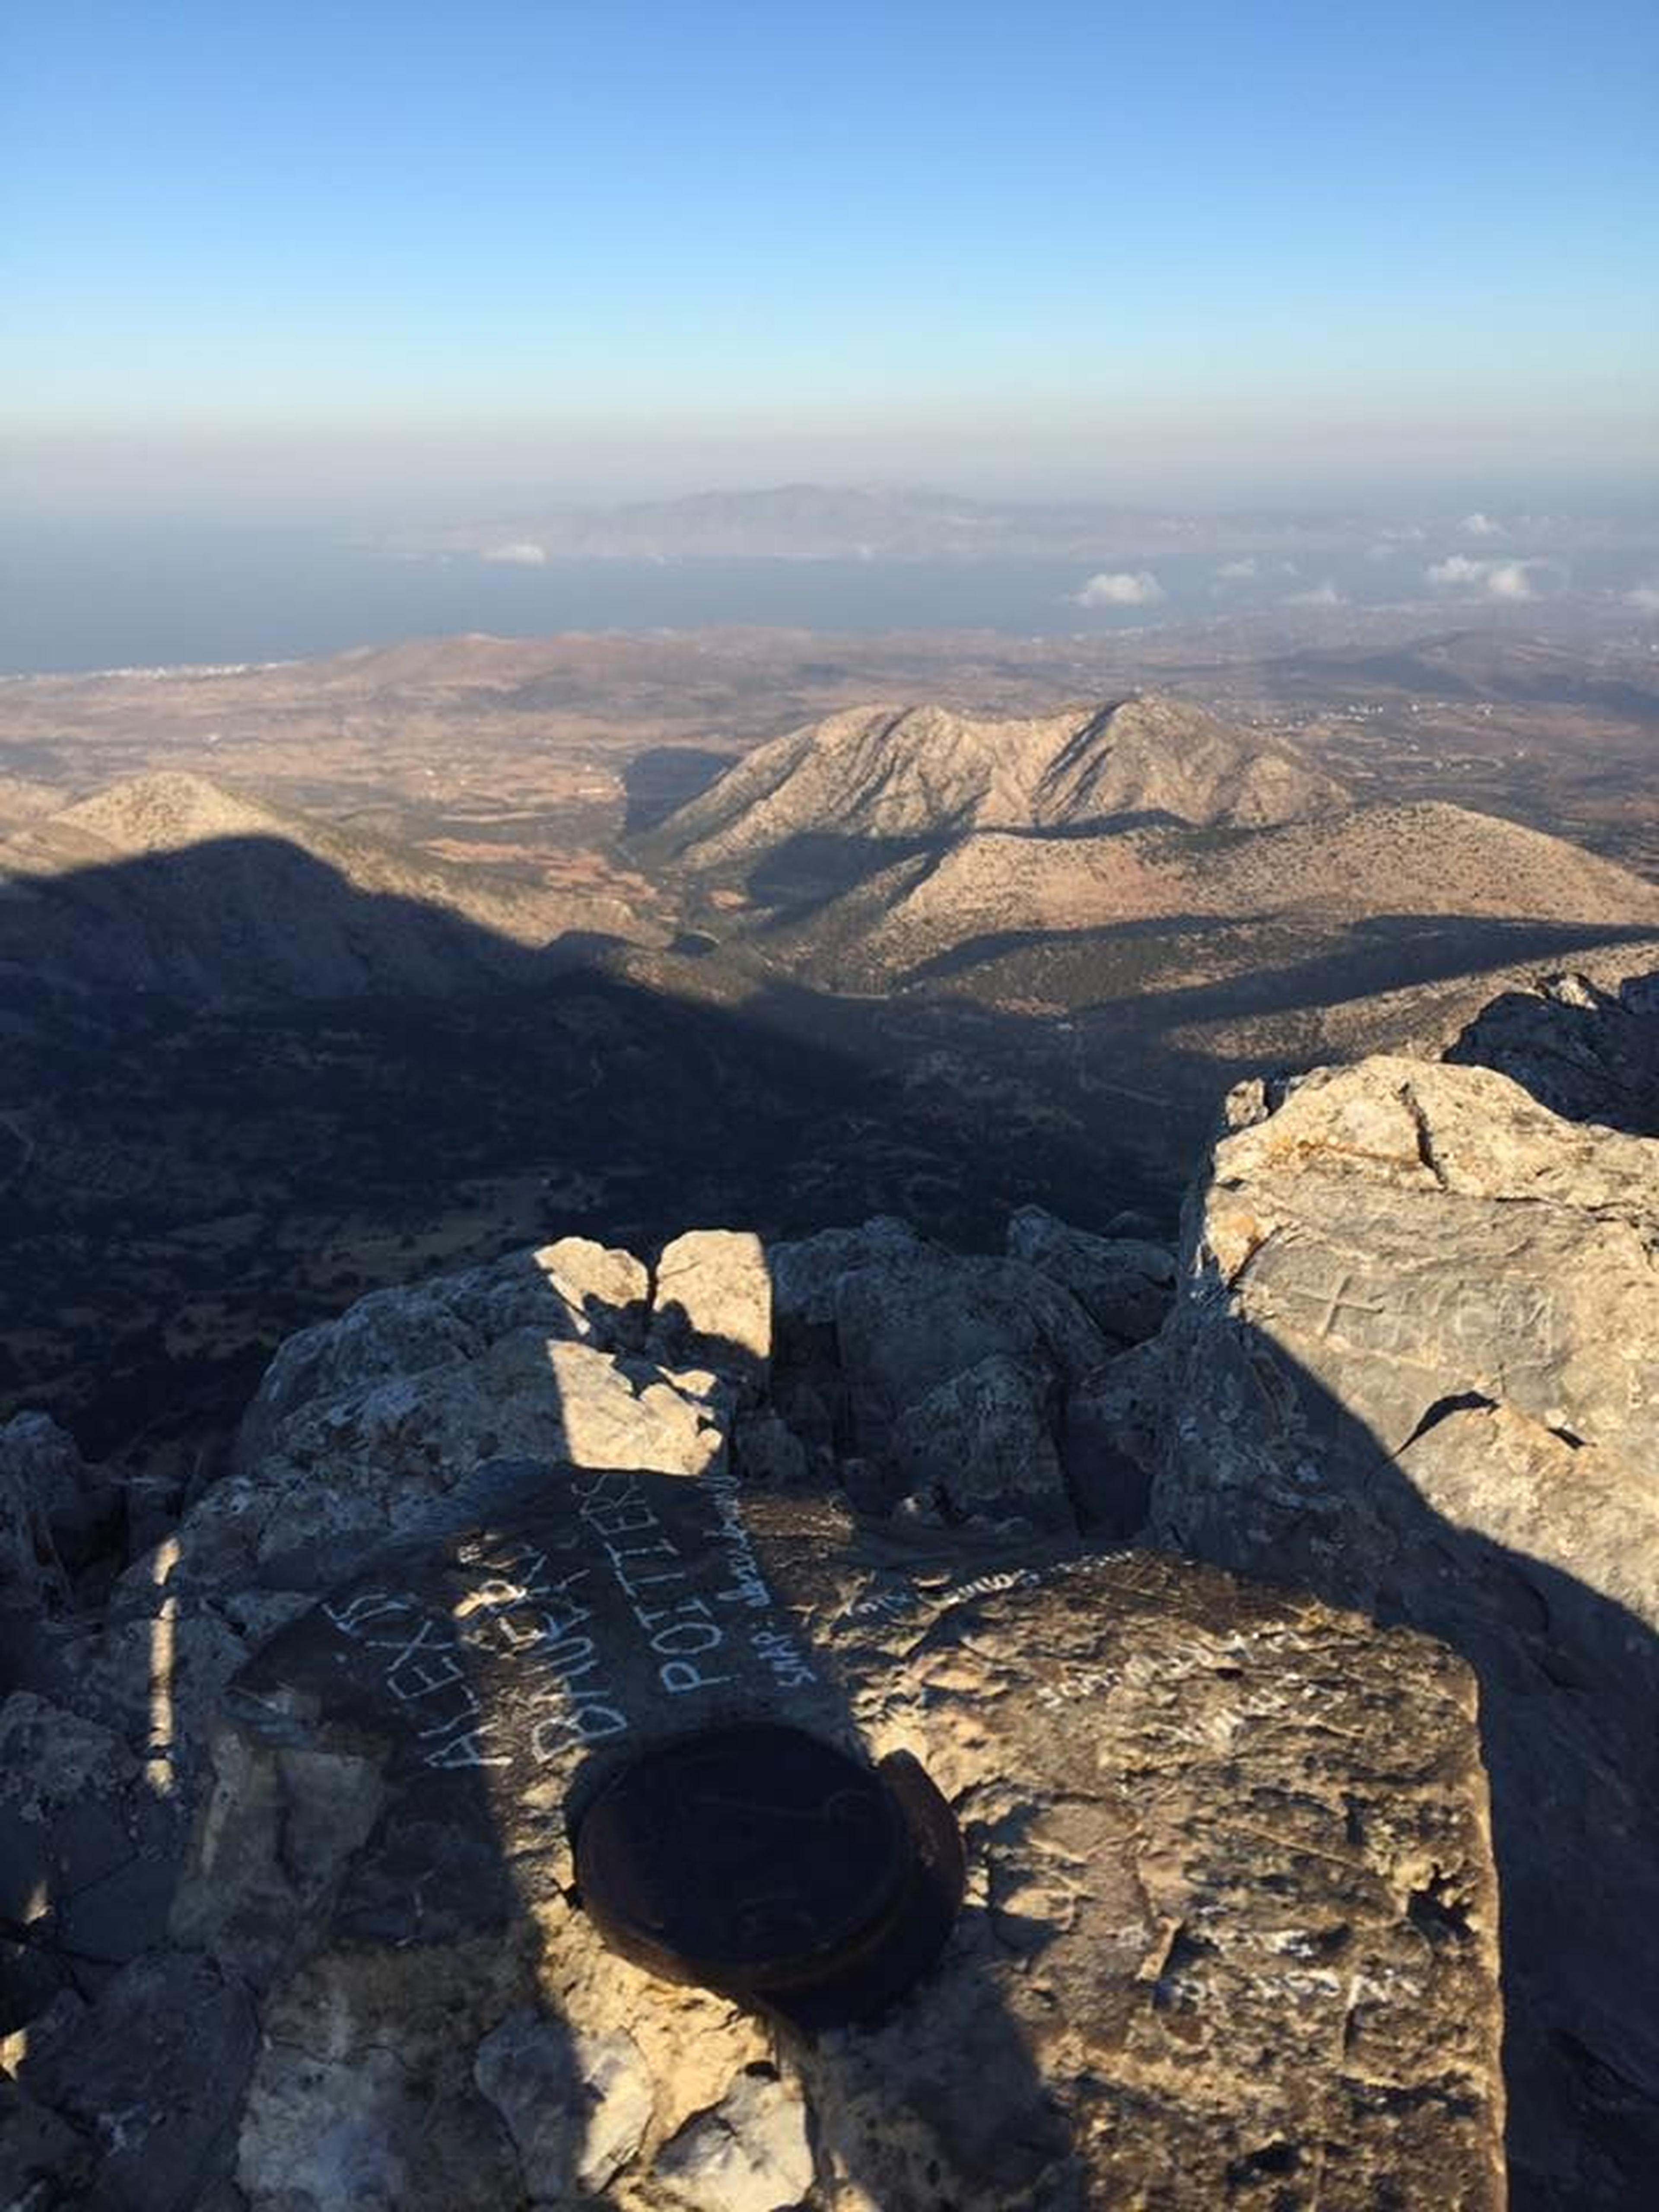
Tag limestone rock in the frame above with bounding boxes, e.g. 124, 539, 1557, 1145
233, 1241, 648, 1475
1059, 1338, 1166, 1539
541, 1235, 652, 1342
733, 1407, 811, 1488
160, 1470, 1503, 2212
764, 1222, 1105, 1531
885, 1351, 1068, 1529
16, 1951, 257, 2212
1447, 965, 1659, 1136
1005, 1205, 1176, 1345
235, 1936, 529, 2212
0, 1412, 110, 1610
1152, 1050, 1659, 2206
0, 1692, 181, 1988
766, 1217, 922, 1330
475, 2011, 655, 2201
651, 1229, 772, 1398
184, 1327, 726, 1591
814, 1243, 1105, 1485
653, 2069, 813, 2212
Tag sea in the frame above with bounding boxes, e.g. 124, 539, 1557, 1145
2, 519, 1654, 677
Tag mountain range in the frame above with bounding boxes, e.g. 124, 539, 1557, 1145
646, 695, 1348, 880
635, 696, 1659, 1008
10, 697, 1657, 1070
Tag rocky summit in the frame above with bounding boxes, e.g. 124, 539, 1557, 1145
3, 966, 1656, 2209
646, 696, 1349, 880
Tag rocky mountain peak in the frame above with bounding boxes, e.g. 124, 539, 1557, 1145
5, 966, 1658, 2207
5, 770, 290, 871
649, 693, 1349, 877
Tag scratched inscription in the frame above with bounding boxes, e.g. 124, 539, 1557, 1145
319, 1467, 819, 1772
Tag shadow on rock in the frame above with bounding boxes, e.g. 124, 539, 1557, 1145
147, 1224, 1076, 2211
4, 1218, 1518, 2210
1446, 966, 1659, 1136
1148, 1052, 1659, 2209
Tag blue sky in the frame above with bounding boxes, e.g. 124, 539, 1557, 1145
4, 0, 1656, 509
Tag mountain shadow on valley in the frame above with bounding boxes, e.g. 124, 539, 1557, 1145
740, 830, 943, 922
0, 830, 1165, 1465
903, 911, 1659, 1008
621, 746, 743, 834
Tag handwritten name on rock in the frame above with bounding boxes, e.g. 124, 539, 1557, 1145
320, 1468, 818, 1772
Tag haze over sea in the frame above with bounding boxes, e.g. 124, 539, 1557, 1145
4, 514, 1657, 678
0, 529, 1155, 674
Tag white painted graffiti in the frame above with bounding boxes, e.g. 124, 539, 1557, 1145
321, 1471, 820, 1771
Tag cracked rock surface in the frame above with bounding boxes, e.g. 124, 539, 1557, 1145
1, 1211, 1507, 2209
1152, 1044, 1659, 2206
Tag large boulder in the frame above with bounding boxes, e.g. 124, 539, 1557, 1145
1447, 966, 1659, 1136
1151, 1052, 1659, 2208
884, 1351, 1069, 1529
149, 1475, 1503, 2212
0, 1412, 112, 1611
766, 1227, 1113, 1529
649, 1229, 772, 1399
177, 1243, 726, 1593
3, 1209, 1513, 2209
233, 1237, 651, 1474
1005, 1205, 1177, 1346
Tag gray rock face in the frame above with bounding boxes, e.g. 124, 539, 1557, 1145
0, 1412, 109, 1611
885, 1351, 1068, 1529
17, 1952, 257, 2212
1152, 1051, 1659, 2207
183, 1244, 728, 1592
0, 1689, 184, 1993
0, 1142, 1532, 2211
1005, 1205, 1177, 1346
232, 1238, 651, 1477
169, 1488, 1501, 2212
768, 1227, 1119, 1531
766, 1217, 922, 1331
1448, 966, 1659, 1136
831, 1250, 1105, 1427
1058, 1338, 1166, 1538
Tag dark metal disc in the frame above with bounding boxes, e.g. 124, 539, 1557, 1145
573, 1722, 963, 2026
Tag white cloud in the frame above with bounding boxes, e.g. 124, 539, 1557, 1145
1072, 569, 1164, 607
1426, 553, 1486, 586
1484, 561, 1535, 601
1625, 583, 1659, 615
1215, 556, 1257, 579
1427, 553, 1545, 600
1285, 579, 1343, 606
1459, 511, 1502, 538
480, 540, 548, 566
